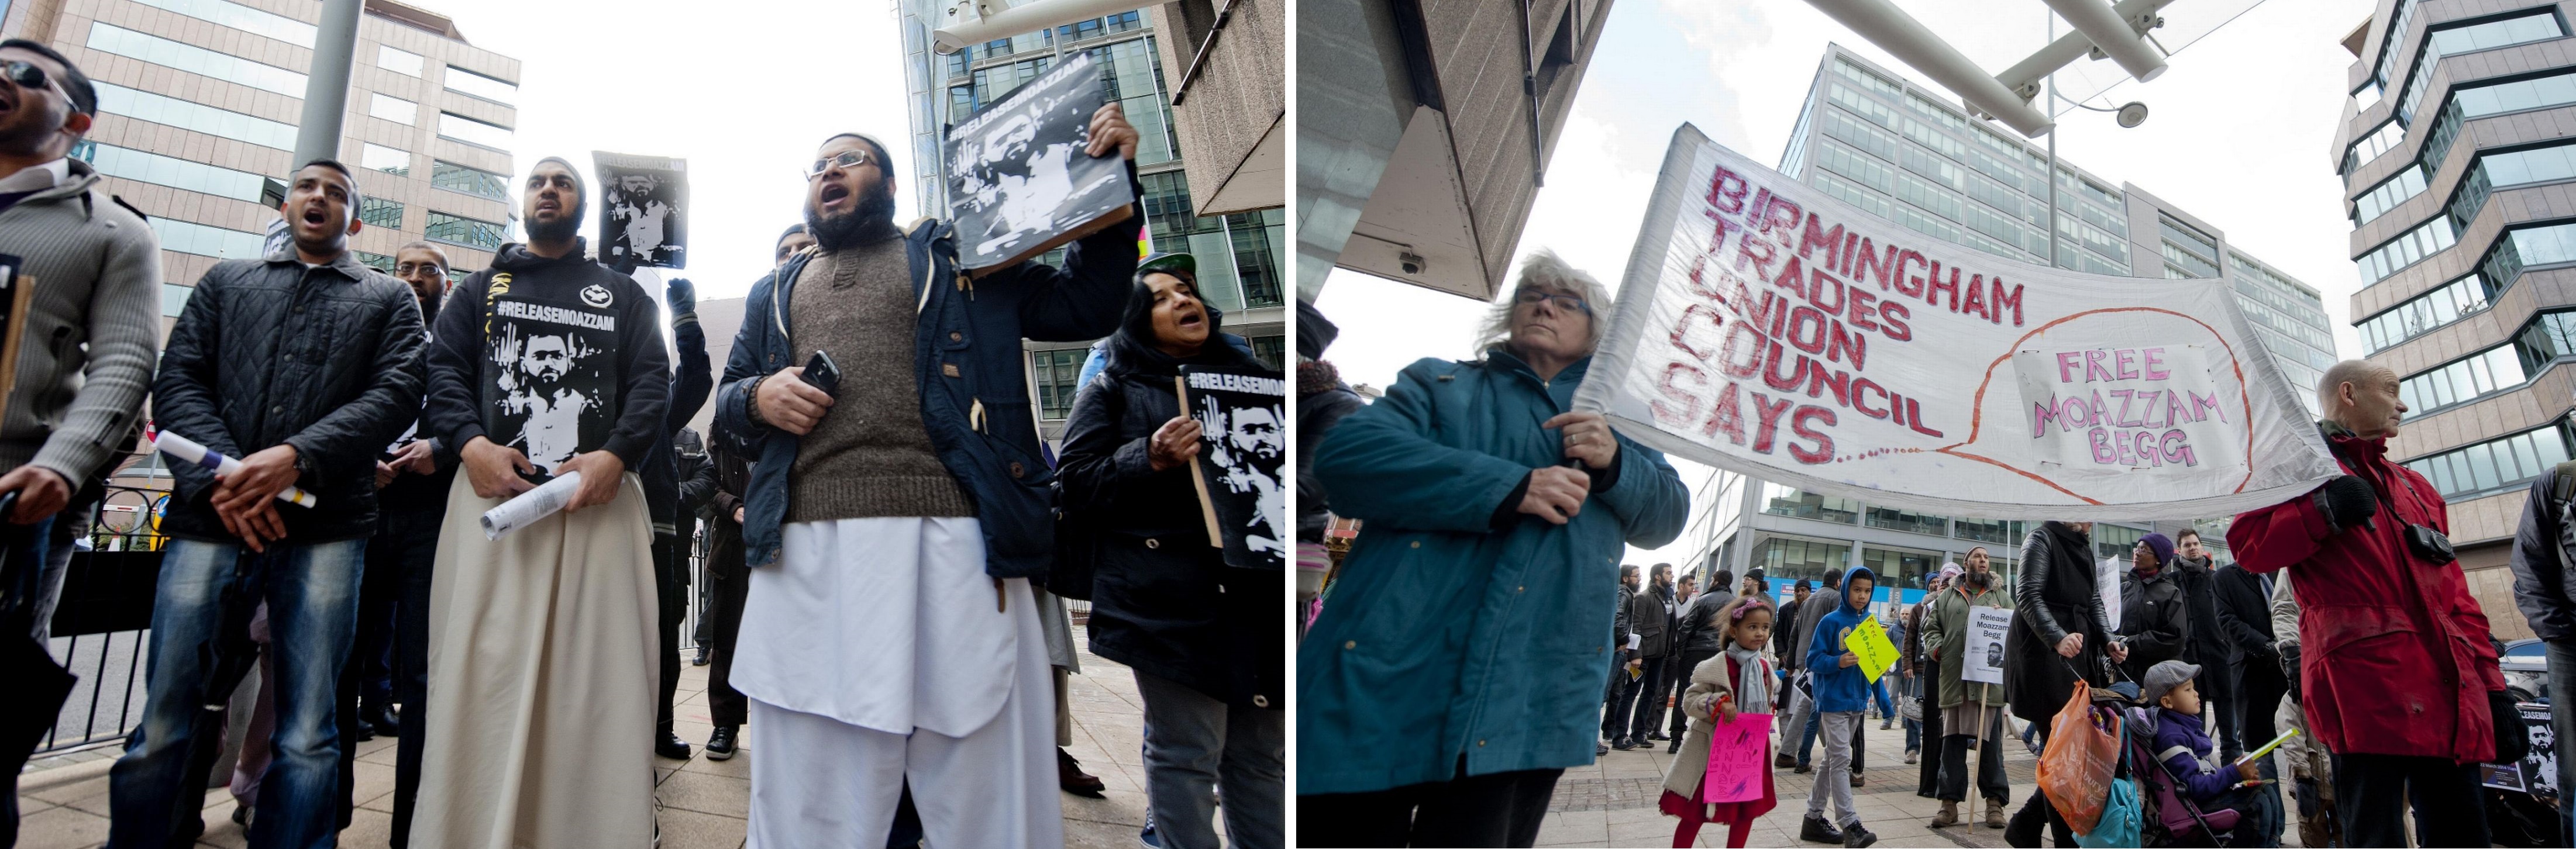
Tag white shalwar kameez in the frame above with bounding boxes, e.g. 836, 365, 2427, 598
732, 516, 1062, 848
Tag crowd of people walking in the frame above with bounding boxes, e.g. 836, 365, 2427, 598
0, 37, 1285, 849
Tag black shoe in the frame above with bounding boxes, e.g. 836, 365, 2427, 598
354, 723, 376, 743
692, 647, 710, 667
1648, 731, 1670, 741
1842, 824, 1878, 847
656, 731, 693, 760
1799, 815, 1844, 844
1596, 741, 1609, 757
1612, 737, 1638, 751
232, 803, 251, 829
368, 708, 401, 738
704, 726, 738, 761
1667, 740, 1682, 754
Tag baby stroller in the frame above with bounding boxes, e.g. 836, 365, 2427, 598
2120, 705, 2252, 847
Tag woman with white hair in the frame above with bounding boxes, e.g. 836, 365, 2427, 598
1297, 250, 1690, 847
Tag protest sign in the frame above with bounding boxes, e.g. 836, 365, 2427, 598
1844, 616, 1899, 685
2488, 703, 2558, 798
1177, 367, 1288, 570
944, 49, 1135, 272
1703, 712, 1773, 804
1571, 124, 2339, 520
593, 152, 686, 271
1964, 605, 2012, 685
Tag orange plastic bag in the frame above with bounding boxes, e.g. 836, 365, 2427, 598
2036, 678, 2120, 836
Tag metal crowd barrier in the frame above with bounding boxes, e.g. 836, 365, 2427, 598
38, 481, 170, 755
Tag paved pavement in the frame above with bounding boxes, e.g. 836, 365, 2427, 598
13, 627, 1168, 849
1534, 705, 2309, 849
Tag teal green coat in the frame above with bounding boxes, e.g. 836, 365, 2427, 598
1299, 351, 1689, 794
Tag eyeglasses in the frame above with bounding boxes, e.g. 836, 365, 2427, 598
1, 60, 73, 103
396, 262, 445, 277
804, 150, 876, 180
1515, 289, 1592, 315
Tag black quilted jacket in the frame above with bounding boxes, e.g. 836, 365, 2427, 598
153, 249, 428, 543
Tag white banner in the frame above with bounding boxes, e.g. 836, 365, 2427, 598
1573, 125, 2340, 520
1963, 605, 2012, 685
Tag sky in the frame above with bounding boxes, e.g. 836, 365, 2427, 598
415, 0, 922, 301
1312, 0, 2372, 567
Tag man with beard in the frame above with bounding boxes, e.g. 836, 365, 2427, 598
1215, 402, 1286, 555
373, 241, 459, 847
0, 39, 160, 648
110, 160, 426, 847
1921, 547, 2013, 830
645, 274, 714, 762
714, 105, 1141, 847
412, 156, 670, 847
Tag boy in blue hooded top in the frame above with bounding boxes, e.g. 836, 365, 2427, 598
1800, 565, 1881, 847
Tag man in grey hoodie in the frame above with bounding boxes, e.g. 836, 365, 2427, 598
0, 39, 161, 638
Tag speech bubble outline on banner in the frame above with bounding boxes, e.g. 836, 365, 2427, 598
1934, 306, 2258, 505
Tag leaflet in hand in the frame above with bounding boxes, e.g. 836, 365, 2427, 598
480, 471, 582, 540
151, 430, 316, 507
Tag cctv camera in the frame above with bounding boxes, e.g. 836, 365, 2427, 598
1399, 253, 1425, 275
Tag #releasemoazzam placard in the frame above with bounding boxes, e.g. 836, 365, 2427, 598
943, 49, 1135, 272
1176, 366, 1287, 571
594, 151, 687, 271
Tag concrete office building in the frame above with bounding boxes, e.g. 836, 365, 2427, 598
1668, 46, 2343, 598
1296, 0, 1614, 301
896, 0, 1284, 445
2334, 0, 2576, 639
3, 0, 520, 327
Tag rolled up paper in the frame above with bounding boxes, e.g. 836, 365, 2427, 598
480, 471, 582, 540
151, 431, 317, 508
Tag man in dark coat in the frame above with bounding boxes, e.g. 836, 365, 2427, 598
2117, 533, 2189, 681
1607, 565, 1654, 748
2170, 527, 2238, 758
1620, 563, 1675, 747
2230, 360, 2506, 847
2512, 462, 2576, 847
1666, 568, 1734, 751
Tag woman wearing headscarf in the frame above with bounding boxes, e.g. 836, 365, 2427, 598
1299, 251, 1690, 847
1058, 254, 1283, 849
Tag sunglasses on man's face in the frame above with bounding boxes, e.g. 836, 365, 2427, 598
1, 60, 74, 104
804, 149, 876, 181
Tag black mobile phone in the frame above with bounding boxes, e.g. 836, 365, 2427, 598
802, 350, 841, 398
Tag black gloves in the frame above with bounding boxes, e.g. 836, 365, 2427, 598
2494, 689, 2531, 762
666, 277, 698, 323
2279, 643, 2302, 703
2315, 474, 2379, 533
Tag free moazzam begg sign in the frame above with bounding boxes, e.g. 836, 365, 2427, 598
1571, 125, 2339, 520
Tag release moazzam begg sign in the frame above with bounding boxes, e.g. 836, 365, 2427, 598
943, 49, 1135, 272
593, 152, 687, 271
1177, 366, 1287, 570
1571, 125, 2339, 520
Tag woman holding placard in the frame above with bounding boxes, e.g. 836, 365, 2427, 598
1659, 596, 1778, 848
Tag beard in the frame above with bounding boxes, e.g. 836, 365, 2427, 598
806, 180, 898, 253
1967, 570, 1995, 591
526, 209, 581, 245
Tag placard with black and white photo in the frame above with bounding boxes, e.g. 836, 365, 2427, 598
593, 151, 687, 271
942, 49, 1134, 272
1178, 365, 1287, 571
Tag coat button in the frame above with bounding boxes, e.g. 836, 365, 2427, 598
1478, 740, 1487, 747
1008, 461, 1025, 478
949, 331, 963, 341
1517, 586, 1525, 593
1410, 541, 1421, 548
1145, 538, 1160, 549
1253, 695, 1269, 708
1344, 640, 1356, 650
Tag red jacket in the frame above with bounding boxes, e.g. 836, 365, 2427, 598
2227, 430, 2504, 764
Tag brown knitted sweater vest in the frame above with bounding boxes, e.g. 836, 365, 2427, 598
786, 236, 973, 522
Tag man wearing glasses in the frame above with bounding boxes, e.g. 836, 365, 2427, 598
374, 241, 454, 847
714, 105, 1142, 847
0, 39, 160, 639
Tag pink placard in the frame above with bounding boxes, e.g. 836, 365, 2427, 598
1702, 712, 1773, 803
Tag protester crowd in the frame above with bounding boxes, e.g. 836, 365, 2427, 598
0, 39, 1286, 849
1293, 243, 2575, 849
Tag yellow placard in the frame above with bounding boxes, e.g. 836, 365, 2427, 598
1843, 616, 1900, 685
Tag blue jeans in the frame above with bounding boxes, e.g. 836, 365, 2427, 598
2551, 641, 2576, 848
107, 537, 364, 849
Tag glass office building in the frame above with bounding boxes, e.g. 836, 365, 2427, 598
895, 0, 1286, 444
2333, 0, 2576, 637
4, 0, 520, 322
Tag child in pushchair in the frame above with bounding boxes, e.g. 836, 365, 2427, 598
2133, 660, 2282, 847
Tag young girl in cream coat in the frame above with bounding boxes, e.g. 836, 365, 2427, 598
1660, 596, 1779, 848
